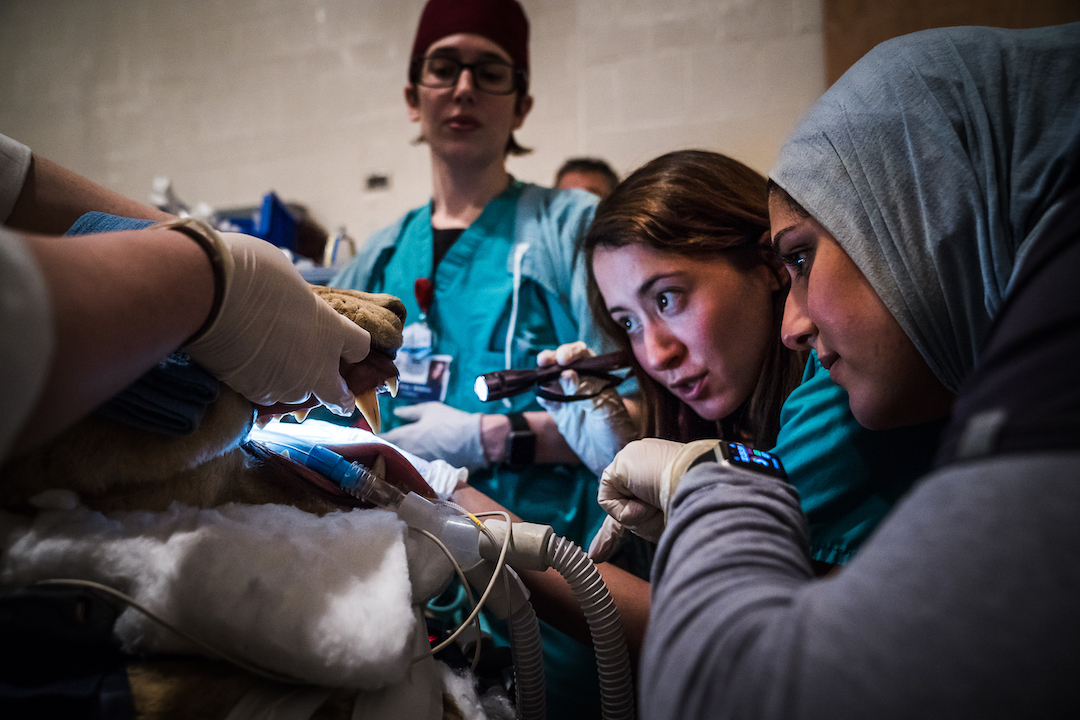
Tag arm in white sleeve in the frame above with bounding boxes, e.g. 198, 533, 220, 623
0, 133, 32, 222
0, 229, 53, 463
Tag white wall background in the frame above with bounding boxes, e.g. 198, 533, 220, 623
0, 0, 825, 243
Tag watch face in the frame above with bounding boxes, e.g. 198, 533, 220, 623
507, 430, 537, 466
718, 441, 786, 478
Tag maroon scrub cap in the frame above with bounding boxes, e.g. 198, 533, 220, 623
410, 0, 530, 74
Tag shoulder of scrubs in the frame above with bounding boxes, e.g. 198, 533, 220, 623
329, 210, 415, 291
0, 134, 32, 223
513, 184, 613, 352
0, 228, 54, 463
513, 184, 596, 288
771, 351, 942, 565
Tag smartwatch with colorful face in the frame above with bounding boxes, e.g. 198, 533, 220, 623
690, 440, 787, 479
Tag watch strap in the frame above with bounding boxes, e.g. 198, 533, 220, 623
504, 412, 536, 467
507, 411, 530, 433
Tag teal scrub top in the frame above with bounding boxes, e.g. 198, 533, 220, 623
333, 181, 608, 720
354, 182, 607, 544
771, 351, 945, 565
382, 183, 566, 416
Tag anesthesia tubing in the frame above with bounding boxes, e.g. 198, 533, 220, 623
546, 534, 635, 719
255, 428, 636, 720
254, 430, 546, 718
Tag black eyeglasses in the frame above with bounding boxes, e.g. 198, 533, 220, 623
415, 56, 524, 95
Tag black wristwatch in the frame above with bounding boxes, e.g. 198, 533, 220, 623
503, 412, 537, 467
689, 440, 787, 478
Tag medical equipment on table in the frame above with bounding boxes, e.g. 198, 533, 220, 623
324, 226, 358, 271
255, 430, 637, 720
475, 349, 632, 403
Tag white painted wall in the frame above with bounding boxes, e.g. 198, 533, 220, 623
0, 0, 825, 243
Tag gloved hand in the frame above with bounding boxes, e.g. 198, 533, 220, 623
381, 402, 487, 473
173, 219, 374, 415
424, 459, 470, 499
588, 437, 719, 561
535, 342, 638, 477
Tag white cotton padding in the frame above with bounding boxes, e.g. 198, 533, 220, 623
0, 502, 429, 690
439, 664, 517, 720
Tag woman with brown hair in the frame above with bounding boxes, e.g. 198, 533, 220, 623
586, 149, 801, 447
541, 149, 944, 569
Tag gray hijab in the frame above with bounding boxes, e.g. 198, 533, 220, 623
771, 23, 1080, 392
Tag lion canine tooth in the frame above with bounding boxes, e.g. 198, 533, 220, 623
291, 408, 310, 423
356, 389, 381, 434
386, 376, 399, 398
256, 413, 285, 430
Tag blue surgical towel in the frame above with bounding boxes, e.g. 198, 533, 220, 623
64, 211, 155, 237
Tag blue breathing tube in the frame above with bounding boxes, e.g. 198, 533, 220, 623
255, 431, 404, 509
253, 427, 482, 564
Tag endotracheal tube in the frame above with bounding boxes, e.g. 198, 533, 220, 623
277, 438, 407, 510
254, 432, 482, 567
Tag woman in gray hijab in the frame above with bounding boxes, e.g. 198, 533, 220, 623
608, 23, 1080, 719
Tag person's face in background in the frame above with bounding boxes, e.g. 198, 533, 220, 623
406, 33, 533, 169
557, 170, 615, 199
593, 243, 780, 422
769, 193, 954, 430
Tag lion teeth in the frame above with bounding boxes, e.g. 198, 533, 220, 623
385, 376, 398, 397
291, 408, 310, 423
355, 389, 381, 434
255, 413, 285, 430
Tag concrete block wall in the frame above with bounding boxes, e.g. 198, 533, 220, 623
0, 0, 824, 243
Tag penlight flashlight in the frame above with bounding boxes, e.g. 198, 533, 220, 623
474, 350, 631, 403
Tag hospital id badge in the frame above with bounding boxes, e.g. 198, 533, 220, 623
394, 353, 452, 403
401, 320, 434, 358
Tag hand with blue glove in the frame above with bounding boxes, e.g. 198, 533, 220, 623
381, 401, 487, 473
535, 341, 638, 478
588, 437, 720, 561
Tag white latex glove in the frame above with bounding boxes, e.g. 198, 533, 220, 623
424, 459, 470, 499
588, 437, 720, 562
176, 219, 371, 415
536, 341, 638, 478
381, 402, 486, 473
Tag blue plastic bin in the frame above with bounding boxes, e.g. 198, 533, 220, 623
257, 191, 299, 252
